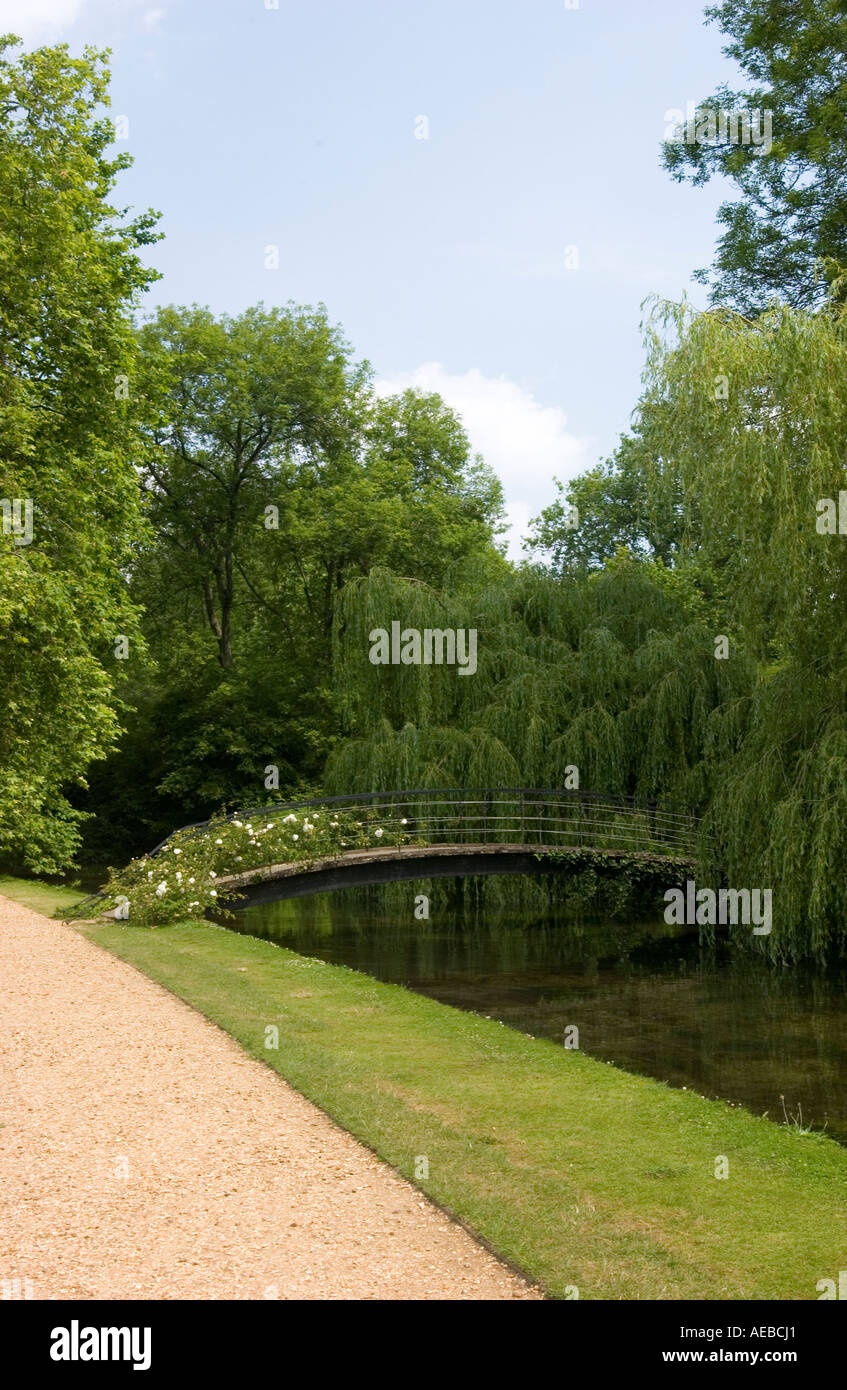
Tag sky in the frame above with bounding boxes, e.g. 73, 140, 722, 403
1, 0, 742, 556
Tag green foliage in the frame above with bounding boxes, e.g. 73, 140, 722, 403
662, 0, 847, 312
327, 559, 745, 812
325, 291, 847, 958
77, 305, 506, 853
525, 433, 688, 573
133, 302, 505, 668
0, 39, 159, 871
101, 803, 414, 925
634, 294, 847, 957
640, 296, 847, 655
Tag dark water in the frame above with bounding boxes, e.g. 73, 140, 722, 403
229, 888, 847, 1143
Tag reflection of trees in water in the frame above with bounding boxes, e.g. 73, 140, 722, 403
234, 880, 847, 1143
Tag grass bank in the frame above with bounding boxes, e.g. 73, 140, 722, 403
0, 875, 85, 917
4, 879, 847, 1300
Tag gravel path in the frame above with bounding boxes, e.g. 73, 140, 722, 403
0, 895, 539, 1301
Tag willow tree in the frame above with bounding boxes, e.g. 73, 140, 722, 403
635, 293, 847, 957
327, 559, 745, 809
325, 556, 749, 924
328, 293, 847, 957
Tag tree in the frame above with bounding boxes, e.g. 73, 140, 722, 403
327, 289, 847, 959
77, 305, 506, 847
327, 559, 740, 813
662, 0, 847, 313
135, 304, 504, 670
0, 39, 159, 871
634, 292, 847, 957
524, 433, 688, 573
135, 302, 373, 670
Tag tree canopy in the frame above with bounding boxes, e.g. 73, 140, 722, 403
0, 39, 159, 871
662, 0, 847, 313
75, 302, 506, 854
327, 290, 847, 959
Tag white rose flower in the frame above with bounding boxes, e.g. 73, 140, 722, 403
209, 890, 217, 898
374, 828, 384, 838
155, 882, 167, 897
293, 834, 299, 841
174, 848, 181, 855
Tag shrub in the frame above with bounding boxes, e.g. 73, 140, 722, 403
101, 805, 414, 925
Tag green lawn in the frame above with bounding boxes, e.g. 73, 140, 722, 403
3, 877, 846, 1300
0, 875, 87, 917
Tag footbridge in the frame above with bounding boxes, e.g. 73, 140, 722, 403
188, 788, 698, 907
70, 789, 698, 917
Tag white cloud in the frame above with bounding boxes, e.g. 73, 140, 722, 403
0, 0, 85, 41
375, 362, 594, 561
0, 0, 162, 43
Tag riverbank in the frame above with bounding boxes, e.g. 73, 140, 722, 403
4, 876, 847, 1299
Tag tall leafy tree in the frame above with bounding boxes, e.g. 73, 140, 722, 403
135, 304, 504, 670
328, 289, 847, 959
662, 0, 847, 313
0, 38, 159, 871
635, 293, 847, 957
525, 433, 689, 573
79, 304, 505, 849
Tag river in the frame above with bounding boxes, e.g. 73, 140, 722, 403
227, 886, 847, 1143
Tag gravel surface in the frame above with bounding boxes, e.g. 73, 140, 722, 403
0, 895, 540, 1301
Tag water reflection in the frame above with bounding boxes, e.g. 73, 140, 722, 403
228, 888, 847, 1143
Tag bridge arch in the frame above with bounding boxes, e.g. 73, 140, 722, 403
209, 788, 698, 908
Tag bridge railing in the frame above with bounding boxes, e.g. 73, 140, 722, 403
149, 787, 698, 859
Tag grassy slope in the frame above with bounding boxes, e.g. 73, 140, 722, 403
4, 880, 846, 1300
0, 875, 85, 916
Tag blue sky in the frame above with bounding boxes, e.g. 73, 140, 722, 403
4, 0, 742, 555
